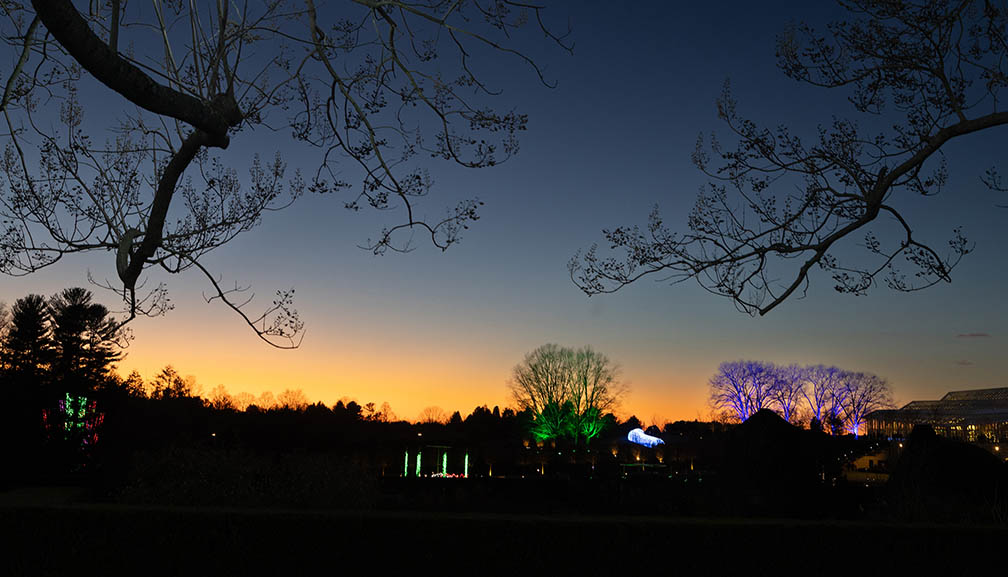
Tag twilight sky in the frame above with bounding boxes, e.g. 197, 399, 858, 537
2, 1, 1005, 423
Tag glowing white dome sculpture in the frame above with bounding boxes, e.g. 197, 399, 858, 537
627, 428, 664, 448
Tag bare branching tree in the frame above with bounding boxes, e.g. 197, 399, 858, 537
837, 370, 893, 436
800, 364, 845, 426
767, 363, 804, 424
571, 0, 1005, 315
709, 360, 775, 422
710, 359, 893, 434
509, 343, 625, 444
0, 1, 568, 346
276, 387, 309, 410
417, 404, 448, 424
207, 383, 236, 411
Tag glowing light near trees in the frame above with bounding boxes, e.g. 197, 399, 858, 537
42, 393, 103, 443
404, 451, 409, 477
709, 360, 893, 432
509, 344, 625, 444
415, 452, 421, 477
42, 393, 105, 466
464, 453, 469, 478
441, 453, 447, 476
628, 428, 664, 448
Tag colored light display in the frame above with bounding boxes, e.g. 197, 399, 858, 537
404, 451, 410, 477
464, 452, 469, 478
41, 393, 105, 467
627, 428, 664, 448
441, 452, 447, 476
42, 393, 104, 444
415, 451, 421, 477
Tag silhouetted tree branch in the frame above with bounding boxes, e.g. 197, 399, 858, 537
571, 0, 1003, 315
0, 1, 568, 346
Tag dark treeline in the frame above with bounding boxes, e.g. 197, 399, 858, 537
0, 289, 537, 491
4, 289, 1006, 523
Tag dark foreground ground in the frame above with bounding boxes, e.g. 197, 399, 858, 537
2, 489, 1004, 576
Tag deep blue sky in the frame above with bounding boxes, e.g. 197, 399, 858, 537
3, 1, 1005, 421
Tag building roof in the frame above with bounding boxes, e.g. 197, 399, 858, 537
941, 387, 1008, 403
867, 387, 1008, 425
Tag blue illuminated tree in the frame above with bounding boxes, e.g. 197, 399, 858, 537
836, 371, 893, 436
800, 365, 844, 426
709, 360, 775, 422
768, 363, 805, 424
711, 360, 893, 433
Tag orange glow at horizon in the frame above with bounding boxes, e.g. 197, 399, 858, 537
116, 315, 714, 424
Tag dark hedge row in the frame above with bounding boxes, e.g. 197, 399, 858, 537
2, 505, 1003, 575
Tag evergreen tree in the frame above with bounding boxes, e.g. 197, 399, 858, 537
49, 288, 123, 391
2, 295, 53, 480
2, 294, 53, 385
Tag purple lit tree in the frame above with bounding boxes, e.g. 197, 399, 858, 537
709, 360, 775, 422
836, 371, 893, 436
800, 365, 844, 428
710, 361, 893, 433
768, 363, 805, 424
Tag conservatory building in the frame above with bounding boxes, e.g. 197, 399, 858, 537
865, 387, 1008, 443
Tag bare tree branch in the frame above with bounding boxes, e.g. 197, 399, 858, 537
572, 0, 1002, 315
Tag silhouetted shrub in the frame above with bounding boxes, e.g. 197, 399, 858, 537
117, 447, 377, 510
722, 409, 831, 516
888, 425, 1008, 523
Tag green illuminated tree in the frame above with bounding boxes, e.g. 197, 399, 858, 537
509, 344, 625, 445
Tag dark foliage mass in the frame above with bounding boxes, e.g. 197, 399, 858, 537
3, 288, 1005, 524
723, 409, 842, 517
889, 425, 1008, 523
3, 506, 1005, 574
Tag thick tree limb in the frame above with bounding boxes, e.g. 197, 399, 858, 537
30, 0, 240, 146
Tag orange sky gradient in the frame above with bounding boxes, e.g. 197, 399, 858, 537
113, 308, 715, 425
2, 1, 1005, 425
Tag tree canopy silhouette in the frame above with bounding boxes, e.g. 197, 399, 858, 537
509, 343, 625, 445
709, 360, 893, 435
1, 294, 52, 382
571, 0, 1004, 315
0, 1, 569, 346
49, 287, 124, 388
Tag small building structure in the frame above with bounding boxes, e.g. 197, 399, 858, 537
865, 387, 1008, 443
